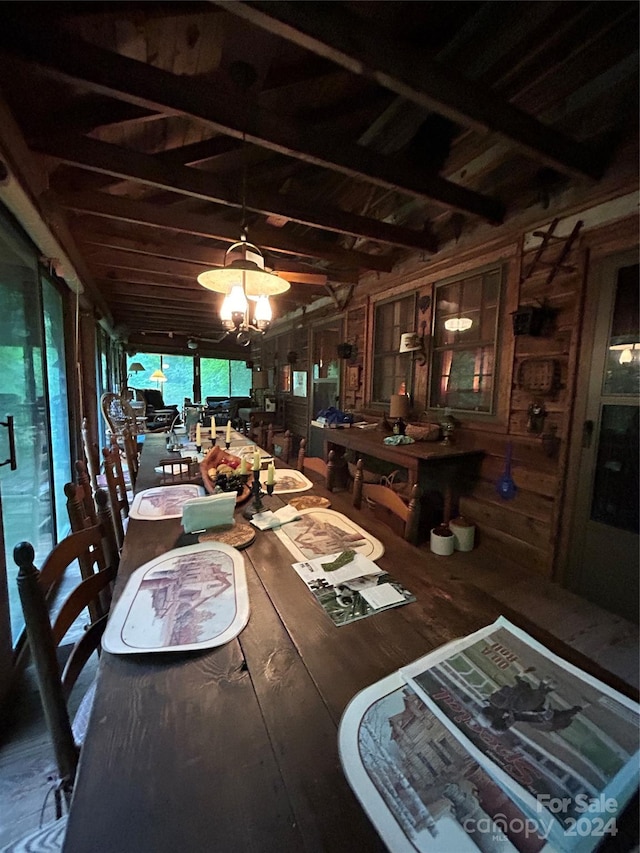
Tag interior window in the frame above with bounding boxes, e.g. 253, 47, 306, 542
429, 267, 501, 414
372, 294, 415, 403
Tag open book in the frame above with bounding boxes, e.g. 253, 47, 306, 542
339, 617, 639, 852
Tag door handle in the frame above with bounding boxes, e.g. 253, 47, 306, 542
0, 415, 17, 470
582, 419, 594, 449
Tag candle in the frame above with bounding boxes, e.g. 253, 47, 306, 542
210, 417, 215, 433
266, 461, 275, 485
226, 419, 232, 443
253, 449, 261, 471
196, 423, 201, 446
239, 456, 248, 475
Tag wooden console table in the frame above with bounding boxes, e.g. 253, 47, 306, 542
322, 427, 484, 538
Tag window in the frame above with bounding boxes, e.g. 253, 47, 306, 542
429, 267, 502, 414
372, 294, 415, 403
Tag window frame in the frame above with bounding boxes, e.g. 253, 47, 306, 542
428, 264, 505, 417
370, 291, 417, 405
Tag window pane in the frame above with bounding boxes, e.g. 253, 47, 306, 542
429, 267, 501, 414
590, 404, 639, 533
42, 277, 71, 541
372, 294, 415, 403
230, 361, 251, 396
603, 263, 639, 395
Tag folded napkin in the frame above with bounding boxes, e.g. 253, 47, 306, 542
250, 505, 300, 531
383, 434, 415, 445
181, 492, 236, 533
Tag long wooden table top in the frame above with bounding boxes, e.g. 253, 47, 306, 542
62, 434, 637, 852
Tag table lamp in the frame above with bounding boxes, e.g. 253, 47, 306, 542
389, 394, 410, 436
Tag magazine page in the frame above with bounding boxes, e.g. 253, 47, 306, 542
339, 671, 558, 853
400, 617, 639, 853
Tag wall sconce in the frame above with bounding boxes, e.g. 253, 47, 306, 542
399, 332, 427, 366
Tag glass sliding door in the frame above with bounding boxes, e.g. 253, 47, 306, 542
0, 213, 71, 643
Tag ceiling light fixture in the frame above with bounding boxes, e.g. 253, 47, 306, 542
444, 317, 473, 332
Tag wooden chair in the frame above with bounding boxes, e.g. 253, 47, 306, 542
81, 417, 101, 496
102, 443, 130, 550
268, 426, 291, 462
66, 459, 98, 530
65, 478, 119, 579
300, 442, 336, 491
14, 530, 117, 815
353, 458, 420, 544
122, 426, 140, 489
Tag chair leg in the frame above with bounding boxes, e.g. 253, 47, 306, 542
353, 458, 363, 508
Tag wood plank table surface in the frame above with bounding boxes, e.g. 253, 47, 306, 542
62, 434, 638, 853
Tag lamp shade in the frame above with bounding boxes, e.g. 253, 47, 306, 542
149, 369, 167, 382
252, 370, 268, 389
128, 361, 145, 373
389, 394, 410, 419
399, 333, 422, 353
197, 240, 291, 297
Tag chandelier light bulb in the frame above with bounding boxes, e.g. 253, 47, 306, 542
254, 294, 272, 324
444, 317, 473, 332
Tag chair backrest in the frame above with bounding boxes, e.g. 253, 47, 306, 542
67, 459, 98, 530
14, 531, 117, 803
269, 426, 291, 462
353, 459, 420, 544
81, 417, 101, 495
100, 391, 128, 438
102, 444, 130, 550
122, 427, 139, 488
302, 448, 336, 491
65, 480, 119, 577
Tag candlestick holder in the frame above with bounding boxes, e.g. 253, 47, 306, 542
196, 443, 202, 454
225, 441, 231, 451
243, 471, 274, 519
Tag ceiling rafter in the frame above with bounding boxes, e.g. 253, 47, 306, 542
56, 190, 395, 273
34, 133, 438, 252
216, 1, 605, 181
0, 14, 504, 224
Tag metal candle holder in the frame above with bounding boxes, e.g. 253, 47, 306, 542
243, 470, 274, 519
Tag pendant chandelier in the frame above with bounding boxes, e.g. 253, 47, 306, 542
197, 228, 290, 345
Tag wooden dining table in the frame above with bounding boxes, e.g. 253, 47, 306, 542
62, 434, 638, 853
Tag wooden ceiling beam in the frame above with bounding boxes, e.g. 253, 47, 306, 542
0, 15, 503, 223
218, 1, 604, 181
57, 190, 392, 272
37, 133, 437, 252
79, 229, 343, 283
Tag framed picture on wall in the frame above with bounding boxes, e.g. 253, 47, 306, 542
347, 364, 361, 391
293, 371, 307, 397
279, 364, 291, 393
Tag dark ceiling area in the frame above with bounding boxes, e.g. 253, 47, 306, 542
0, 1, 637, 353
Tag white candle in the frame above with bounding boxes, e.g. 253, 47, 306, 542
266, 461, 275, 485
239, 456, 248, 475
226, 419, 232, 443
210, 417, 215, 433
196, 423, 201, 446
253, 449, 261, 471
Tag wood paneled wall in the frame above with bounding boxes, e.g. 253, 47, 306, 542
264, 208, 638, 580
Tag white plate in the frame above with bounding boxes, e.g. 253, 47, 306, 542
102, 542, 249, 654
130, 484, 204, 520
274, 508, 384, 562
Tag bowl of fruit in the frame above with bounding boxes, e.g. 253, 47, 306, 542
200, 447, 252, 504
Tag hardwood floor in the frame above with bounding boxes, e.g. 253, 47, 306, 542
0, 542, 637, 849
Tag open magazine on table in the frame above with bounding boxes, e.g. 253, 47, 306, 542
339, 616, 639, 853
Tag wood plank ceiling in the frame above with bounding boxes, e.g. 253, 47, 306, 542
0, 1, 636, 354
